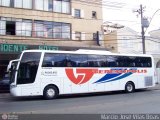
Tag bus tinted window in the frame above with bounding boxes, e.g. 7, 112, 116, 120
42, 53, 66, 67
116, 56, 136, 67
68, 54, 88, 67
43, 53, 88, 67
106, 56, 118, 67
135, 57, 152, 67
88, 55, 107, 67
42, 53, 152, 68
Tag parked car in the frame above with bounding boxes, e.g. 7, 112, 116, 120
0, 74, 10, 93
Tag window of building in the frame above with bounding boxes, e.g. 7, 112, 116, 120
62, 23, 70, 39
0, 16, 71, 39
33, 0, 70, 13
53, 0, 70, 13
16, 19, 22, 36
62, 1, 70, 13
34, 21, 44, 37
13, 0, 32, 9
14, 0, 22, 8
53, 0, 61, 13
0, 20, 6, 35
48, 0, 53, 11
16, 19, 32, 36
6, 21, 16, 35
92, 11, 97, 19
44, 0, 53, 11
0, 0, 70, 14
10, 0, 14, 7
53, 22, 62, 38
44, 0, 49, 11
75, 32, 81, 40
74, 9, 81, 18
44, 21, 53, 38
23, 0, 32, 9
1, 0, 10, 7
33, 21, 70, 39
35, 0, 43, 10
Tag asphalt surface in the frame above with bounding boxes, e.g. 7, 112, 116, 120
0, 84, 160, 114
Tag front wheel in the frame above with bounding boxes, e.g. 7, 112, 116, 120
125, 82, 135, 93
43, 86, 58, 100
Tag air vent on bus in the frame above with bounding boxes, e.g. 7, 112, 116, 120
144, 76, 153, 86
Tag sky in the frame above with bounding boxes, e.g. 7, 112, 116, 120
103, 0, 160, 35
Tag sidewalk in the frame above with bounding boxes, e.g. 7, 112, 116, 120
0, 93, 10, 98
149, 83, 160, 90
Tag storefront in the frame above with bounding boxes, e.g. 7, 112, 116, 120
0, 43, 58, 79
0, 43, 105, 79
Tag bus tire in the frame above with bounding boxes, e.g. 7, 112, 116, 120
125, 82, 135, 93
43, 85, 58, 100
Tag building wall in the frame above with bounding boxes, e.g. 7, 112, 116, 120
116, 27, 141, 54
104, 27, 140, 53
104, 31, 118, 52
0, 1, 103, 48
146, 30, 160, 72
0, 0, 103, 79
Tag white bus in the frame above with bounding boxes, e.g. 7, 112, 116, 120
10, 49, 155, 99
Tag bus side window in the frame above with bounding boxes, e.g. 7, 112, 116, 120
66, 61, 72, 67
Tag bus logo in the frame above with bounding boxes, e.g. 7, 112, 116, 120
65, 68, 147, 84
65, 68, 95, 84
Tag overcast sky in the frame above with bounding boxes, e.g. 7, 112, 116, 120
103, 0, 160, 34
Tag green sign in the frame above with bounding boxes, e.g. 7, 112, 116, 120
0, 44, 58, 54
38, 45, 58, 50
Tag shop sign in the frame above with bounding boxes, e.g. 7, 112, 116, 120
0, 43, 58, 54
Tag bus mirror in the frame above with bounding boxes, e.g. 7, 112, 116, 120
8, 66, 13, 73
7, 64, 11, 72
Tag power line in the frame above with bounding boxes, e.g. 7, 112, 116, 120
72, 0, 126, 8
72, 0, 134, 11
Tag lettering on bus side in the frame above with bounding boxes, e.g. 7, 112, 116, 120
41, 71, 57, 76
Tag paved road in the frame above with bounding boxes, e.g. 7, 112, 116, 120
0, 87, 160, 114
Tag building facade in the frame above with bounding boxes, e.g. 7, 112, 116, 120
104, 25, 160, 83
148, 30, 160, 65
103, 23, 140, 54
0, 0, 103, 79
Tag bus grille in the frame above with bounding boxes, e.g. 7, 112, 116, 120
145, 76, 153, 86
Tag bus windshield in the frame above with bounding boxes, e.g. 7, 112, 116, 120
17, 52, 41, 85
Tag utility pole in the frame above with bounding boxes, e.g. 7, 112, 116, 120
134, 5, 147, 54
140, 5, 146, 54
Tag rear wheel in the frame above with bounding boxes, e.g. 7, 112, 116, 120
125, 82, 135, 93
43, 86, 58, 100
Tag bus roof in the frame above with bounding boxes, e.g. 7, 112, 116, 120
21, 49, 153, 57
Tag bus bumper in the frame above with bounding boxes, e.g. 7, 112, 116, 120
10, 84, 21, 97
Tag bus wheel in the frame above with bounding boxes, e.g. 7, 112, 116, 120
125, 82, 135, 93
43, 86, 58, 100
